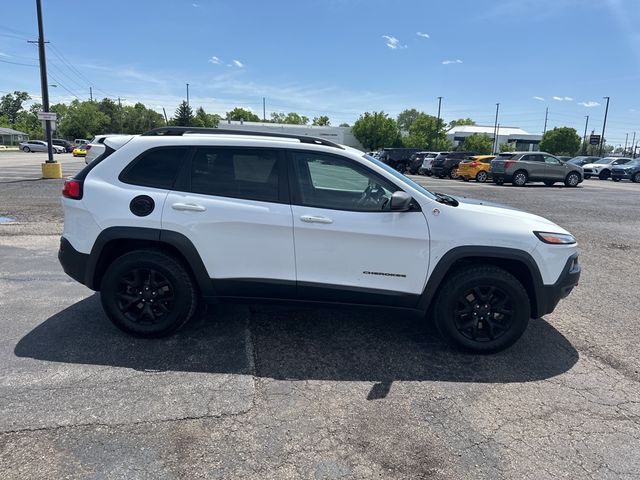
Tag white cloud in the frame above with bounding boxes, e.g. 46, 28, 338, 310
192, 3, 198, 7
0, 52, 10, 57
232, 59, 244, 68
553, 96, 574, 101
382, 35, 407, 49
416, 32, 430, 38
579, 101, 600, 107
208, 56, 222, 65
533, 96, 545, 101
552, 96, 564, 101
442, 59, 463, 65
564, 96, 573, 101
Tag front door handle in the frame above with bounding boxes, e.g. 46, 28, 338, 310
172, 202, 206, 212
300, 215, 333, 224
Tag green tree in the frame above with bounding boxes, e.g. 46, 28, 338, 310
500, 142, 516, 152
55, 100, 110, 140
312, 115, 330, 126
226, 107, 260, 122
123, 103, 165, 133
396, 108, 421, 131
351, 111, 400, 150
403, 113, 449, 150
460, 133, 493, 154
173, 101, 194, 126
448, 118, 475, 129
0, 91, 31, 124
97, 98, 119, 132
339, 122, 350, 127
539, 127, 581, 155
192, 107, 220, 128
270, 112, 286, 123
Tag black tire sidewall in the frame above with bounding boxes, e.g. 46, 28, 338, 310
100, 251, 197, 337
434, 267, 530, 353
633, 173, 640, 183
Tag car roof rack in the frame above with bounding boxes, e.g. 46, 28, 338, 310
141, 126, 344, 149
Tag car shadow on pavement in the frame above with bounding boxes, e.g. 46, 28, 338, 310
15, 294, 578, 384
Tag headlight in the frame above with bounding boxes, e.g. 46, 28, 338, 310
534, 231, 576, 245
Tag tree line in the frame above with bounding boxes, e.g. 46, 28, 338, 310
0, 91, 613, 155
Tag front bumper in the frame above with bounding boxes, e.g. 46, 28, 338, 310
537, 253, 580, 317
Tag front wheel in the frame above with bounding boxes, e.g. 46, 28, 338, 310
449, 168, 460, 179
23, 146, 30, 152
564, 172, 580, 187
632, 172, 640, 183
476, 171, 488, 183
100, 250, 198, 337
433, 265, 530, 353
598, 170, 610, 180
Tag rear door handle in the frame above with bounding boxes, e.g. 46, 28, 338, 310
300, 215, 333, 224
172, 202, 206, 212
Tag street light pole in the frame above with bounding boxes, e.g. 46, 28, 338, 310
582, 115, 589, 155
599, 96, 610, 157
435, 96, 443, 150
543, 107, 548, 135
35, 0, 54, 164
624, 133, 629, 156
186, 83, 190, 107
492, 103, 500, 154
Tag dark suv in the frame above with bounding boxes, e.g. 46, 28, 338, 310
610, 159, 640, 183
432, 151, 477, 179
52, 139, 74, 153
491, 152, 583, 187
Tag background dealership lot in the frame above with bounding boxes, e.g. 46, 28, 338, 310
1, 152, 640, 479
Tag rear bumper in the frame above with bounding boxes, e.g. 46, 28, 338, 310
491, 173, 513, 183
537, 253, 580, 318
58, 236, 90, 287
432, 166, 449, 176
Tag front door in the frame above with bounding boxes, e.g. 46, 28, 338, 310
289, 150, 430, 306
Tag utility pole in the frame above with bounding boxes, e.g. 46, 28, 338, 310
492, 103, 500, 154
34, 0, 54, 164
162, 107, 168, 125
435, 96, 442, 150
582, 115, 589, 155
624, 133, 629, 156
118, 97, 123, 133
599, 96, 610, 157
186, 83, 190, 107
89, 86, 93, 102
263, 97, 266, 122
543, 107, 548, 135
631, 132, 637, 159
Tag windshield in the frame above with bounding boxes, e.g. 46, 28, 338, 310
594, 158, 615, 164
363, 154, 436, 200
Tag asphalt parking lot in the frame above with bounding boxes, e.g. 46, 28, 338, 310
1, 152, 639, 479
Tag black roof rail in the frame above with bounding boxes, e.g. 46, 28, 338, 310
141, 126, 344, 149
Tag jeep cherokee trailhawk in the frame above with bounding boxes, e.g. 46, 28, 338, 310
59, 127, 580, 353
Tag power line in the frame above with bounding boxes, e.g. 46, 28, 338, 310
46, 72, 80, 100
0, 58, 37, 67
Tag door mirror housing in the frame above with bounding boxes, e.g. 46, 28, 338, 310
390, 191, 412, 211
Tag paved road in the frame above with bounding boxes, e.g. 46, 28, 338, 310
1, 153, 639, 479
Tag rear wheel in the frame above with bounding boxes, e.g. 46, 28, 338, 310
564, 172, 580, 187
632, 172, 640, 183
100, 250, 198, 337
512, 170, 528, 186
599, 169, 610, 180
476, 171, 488, 183
22, 146, 30, 152
449, 168, 460, 179
434, 265, 530, 353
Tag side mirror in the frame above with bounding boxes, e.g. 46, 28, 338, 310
390, 191, 412, 211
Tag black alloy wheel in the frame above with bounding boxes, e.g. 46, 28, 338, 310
599, 169, 610, 180
115, 268, 174, 325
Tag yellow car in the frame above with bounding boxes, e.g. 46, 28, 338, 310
72, 147, 87, 157
458, 155, 495, 182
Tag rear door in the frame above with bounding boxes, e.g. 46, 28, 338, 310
289, 150, 429, 306
162, 146, 296, 296
520, 154, 545, 180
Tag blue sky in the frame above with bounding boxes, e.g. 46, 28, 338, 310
1, 0, 639, 147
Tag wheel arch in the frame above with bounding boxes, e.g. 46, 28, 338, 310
419, 246, 544, 318
86, 227, 213, 296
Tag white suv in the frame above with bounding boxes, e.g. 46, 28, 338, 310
59, 127, 581, 353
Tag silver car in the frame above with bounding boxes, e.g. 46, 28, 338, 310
491, 151, 583, 187
19, 140, 65, 154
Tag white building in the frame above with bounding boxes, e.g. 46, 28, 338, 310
447, 125, 542, 151
217, 120, 364, 150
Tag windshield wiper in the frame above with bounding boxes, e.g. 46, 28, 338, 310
433, 192, 459, 206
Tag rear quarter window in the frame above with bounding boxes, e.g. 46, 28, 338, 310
119, 147, 189, 189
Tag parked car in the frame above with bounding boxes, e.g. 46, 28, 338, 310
432, 151, 477, 179
74, 139, 89, 146
458, 155, 495, 182
582, 157, 632, 180
610, 159, 640, 183
19, 140, 64, 153
58, 126, 580, 353
568, 156, 600, 167
406, 151, 429, 175
85, 134, 134, 164
557, 156, 572, 162
72, 146, 87, 157
52, 138, 74, 153
491, 151, 583, 187
376, 148, 422, 172
418, 152, 447, 176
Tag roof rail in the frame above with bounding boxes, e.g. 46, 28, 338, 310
141, 126, 344, 149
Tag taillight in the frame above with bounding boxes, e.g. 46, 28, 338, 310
504, 160, 516, 169
62, 179, 83, 199
85, 145, 92, 150
470, 162, 479, 167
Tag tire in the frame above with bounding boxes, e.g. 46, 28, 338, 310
512, 170, 528, 186
476, 171, 488, 183
544, 181, 555, 186
598, 170, 610, 180
100, 250, 198, 337
612, 178, 620, 182
449, 168, 460, 179
584, 174, 591, 179
632, 172, 640, 183
23, 146, 30, 152
462, 176, 469, 182
433, 265, 530, 353
564, 172, 580, 187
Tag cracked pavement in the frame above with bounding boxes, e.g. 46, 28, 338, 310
1, 153, 639, 479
